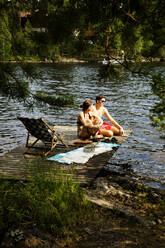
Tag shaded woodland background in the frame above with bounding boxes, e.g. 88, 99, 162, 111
0, 0, 165, 130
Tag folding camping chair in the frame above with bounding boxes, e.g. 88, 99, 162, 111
18, 117, 68, 156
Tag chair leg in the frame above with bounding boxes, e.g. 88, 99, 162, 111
44, 138, 60, 157
25, 132, 30, 147
24, 133, 41, 155
54, 132, 68, 148
24, 130, 68, 157
44, 133, 67, 156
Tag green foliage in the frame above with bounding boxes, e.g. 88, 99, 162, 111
63, 38, 88, 56
0, 63, 28, 100
34, 91, 75, 106
0, 168, 92, 235
14, 30, 34, 57
160, 199, 165, 211
114, 33, 122, 51
1, 0, 165, 62
1, 0, 165, 107
47, 44, 61, 60
150, 72, 165, 131
142, 40, 154, 57
151, 73, 165, 98
0, 63, 42, 101
20, 63, 42, 80
47, 3, 80, 44
99, 64, 121, 80
122, 23, 144, 60
158, 45, 165, 57
0, 10, 12, 60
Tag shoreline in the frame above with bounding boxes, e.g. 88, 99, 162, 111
0, 57, 165, 64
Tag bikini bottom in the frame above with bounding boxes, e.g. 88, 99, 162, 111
98, 122, 112, 134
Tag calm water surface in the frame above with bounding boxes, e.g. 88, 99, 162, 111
0, 63, 165, 189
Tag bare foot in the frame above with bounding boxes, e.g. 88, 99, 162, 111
93, 134, 103, 139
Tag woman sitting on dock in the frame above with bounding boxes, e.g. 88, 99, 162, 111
93, 94, 124, 137
77, 100, 103, 139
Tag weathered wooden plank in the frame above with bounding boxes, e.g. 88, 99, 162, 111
0, 126, 132, 184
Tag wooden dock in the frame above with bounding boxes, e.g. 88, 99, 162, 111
0, 126, 132, 185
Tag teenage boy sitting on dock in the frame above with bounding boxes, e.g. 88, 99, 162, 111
93, 94, 124, 137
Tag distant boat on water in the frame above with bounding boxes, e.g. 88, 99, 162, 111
101, 58, 122, 65
102, 58, 109, 65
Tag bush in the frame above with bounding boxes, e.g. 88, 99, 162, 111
0, 167, 92, 236
150, 72, 165, 130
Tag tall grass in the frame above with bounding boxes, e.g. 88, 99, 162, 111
0, 168, 92, 237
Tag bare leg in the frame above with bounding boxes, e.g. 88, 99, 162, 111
79, 126, 100, 139
111, 126, 122, 135
111, 126, 120, 135
99, 129, 114, 137
79, 126, 90, 138
93, 134, 104, 138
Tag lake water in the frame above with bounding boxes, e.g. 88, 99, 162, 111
0, 62, 165, 189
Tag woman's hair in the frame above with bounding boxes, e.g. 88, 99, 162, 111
96, 94, 106, 102
80, 100, 93, 111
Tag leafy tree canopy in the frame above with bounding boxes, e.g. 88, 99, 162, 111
0, 0, 165, 113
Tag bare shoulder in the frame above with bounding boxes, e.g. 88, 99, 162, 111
103, 106, 108, 114
93, 105, 97, 112
78, 111, 83, 119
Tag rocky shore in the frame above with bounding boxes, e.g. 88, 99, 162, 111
77, 169, 165, 248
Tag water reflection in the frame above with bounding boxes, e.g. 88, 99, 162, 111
0, 62, 165, 189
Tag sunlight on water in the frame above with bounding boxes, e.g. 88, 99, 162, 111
0, 63, 165, 189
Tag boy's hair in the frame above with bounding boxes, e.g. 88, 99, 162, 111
96, 94, 106, 102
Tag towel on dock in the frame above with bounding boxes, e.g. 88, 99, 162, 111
47, 142, 119, 164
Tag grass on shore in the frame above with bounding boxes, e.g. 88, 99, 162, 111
0, 167, 93, 245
